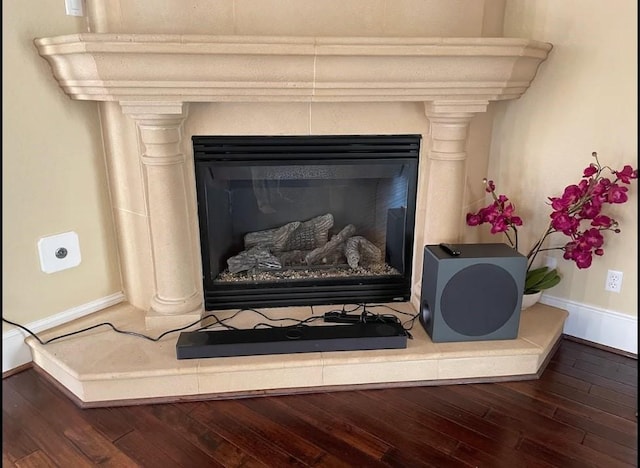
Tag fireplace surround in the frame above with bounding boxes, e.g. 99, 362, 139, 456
34, 33, 553, 327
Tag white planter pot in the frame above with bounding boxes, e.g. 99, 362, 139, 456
521, 291, 543, 310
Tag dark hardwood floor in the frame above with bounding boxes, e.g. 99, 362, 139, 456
3, 337, 637, 467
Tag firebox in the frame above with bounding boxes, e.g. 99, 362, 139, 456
193, 135, 420, 310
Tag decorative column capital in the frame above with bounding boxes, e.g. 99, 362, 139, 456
121, 102, 189, 166
424, 100, 489, 162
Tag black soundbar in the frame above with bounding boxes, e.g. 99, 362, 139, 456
176, 322, 408, 359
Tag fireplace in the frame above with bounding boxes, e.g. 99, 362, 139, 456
33, 32, 552, 326
194, 134, 419, 309
24, 4, 564, 406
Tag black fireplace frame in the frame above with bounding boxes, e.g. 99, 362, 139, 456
193, 134, 420, 310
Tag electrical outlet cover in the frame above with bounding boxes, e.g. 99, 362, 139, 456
65, 0, 84, 16
544, 255, 558, 270
38, 231, 81, 273
605, 270, 623, 293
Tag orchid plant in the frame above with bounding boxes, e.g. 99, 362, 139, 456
466, 152, 638, 294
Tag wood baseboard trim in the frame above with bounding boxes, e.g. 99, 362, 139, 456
2, 362, 33, 379
562, 334, 638, 359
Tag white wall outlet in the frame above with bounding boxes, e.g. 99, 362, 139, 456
544, 255, 557, 270
605, 270, 623, 293
64, 0, 84, 16
37, 231, 82, 274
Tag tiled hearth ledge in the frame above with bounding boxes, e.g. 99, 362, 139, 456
26, 302, 567, 407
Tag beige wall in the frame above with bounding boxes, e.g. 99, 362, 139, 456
2, 0, 121, 330
485, 0, 637, 316
85, 0, 505, 36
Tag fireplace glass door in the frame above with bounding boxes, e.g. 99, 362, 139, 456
193, 135, 420, 310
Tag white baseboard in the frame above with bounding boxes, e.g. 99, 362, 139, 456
2, 292, 125, 374
540, 294, 638, 355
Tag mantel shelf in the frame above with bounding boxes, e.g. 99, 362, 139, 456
35, 34, 552, 104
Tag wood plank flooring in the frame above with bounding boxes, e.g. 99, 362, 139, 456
3, 337, 637, 467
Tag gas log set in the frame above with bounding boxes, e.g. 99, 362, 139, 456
223, 213, 390, 279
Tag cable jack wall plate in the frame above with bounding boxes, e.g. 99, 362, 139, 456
37, 231, 82, 274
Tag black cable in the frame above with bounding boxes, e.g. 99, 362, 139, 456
1, 307, 329, 345
363, 303, 420, 336
2, 302, 420, 345
363, 303, 420, 331
2, 313, 231, 345
239, 308, 321, 327
312, 302, 419, 338
252, 314, 325, 329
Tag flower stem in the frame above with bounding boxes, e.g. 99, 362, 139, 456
526, 222, 555, 272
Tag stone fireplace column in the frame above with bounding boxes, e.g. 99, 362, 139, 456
121, 102, 203, 328
422, 100, 489, 242
411, 101, 489, 303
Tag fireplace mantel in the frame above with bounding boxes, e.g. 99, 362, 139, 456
35, 34, 551, 103
34, 33, 552, 325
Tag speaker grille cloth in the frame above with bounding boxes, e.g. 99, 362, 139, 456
440, 264, 518, 336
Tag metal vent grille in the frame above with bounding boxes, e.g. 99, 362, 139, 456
193, 134, 421, 161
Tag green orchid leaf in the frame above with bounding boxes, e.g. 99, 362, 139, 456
524, 267, 560, 293
542, 269, 560, 281
525, 267, 549, 290
534, 273, 561, 290
528, 266, 549, 276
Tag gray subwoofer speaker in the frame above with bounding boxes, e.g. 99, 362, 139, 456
419, 243, 527, 343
